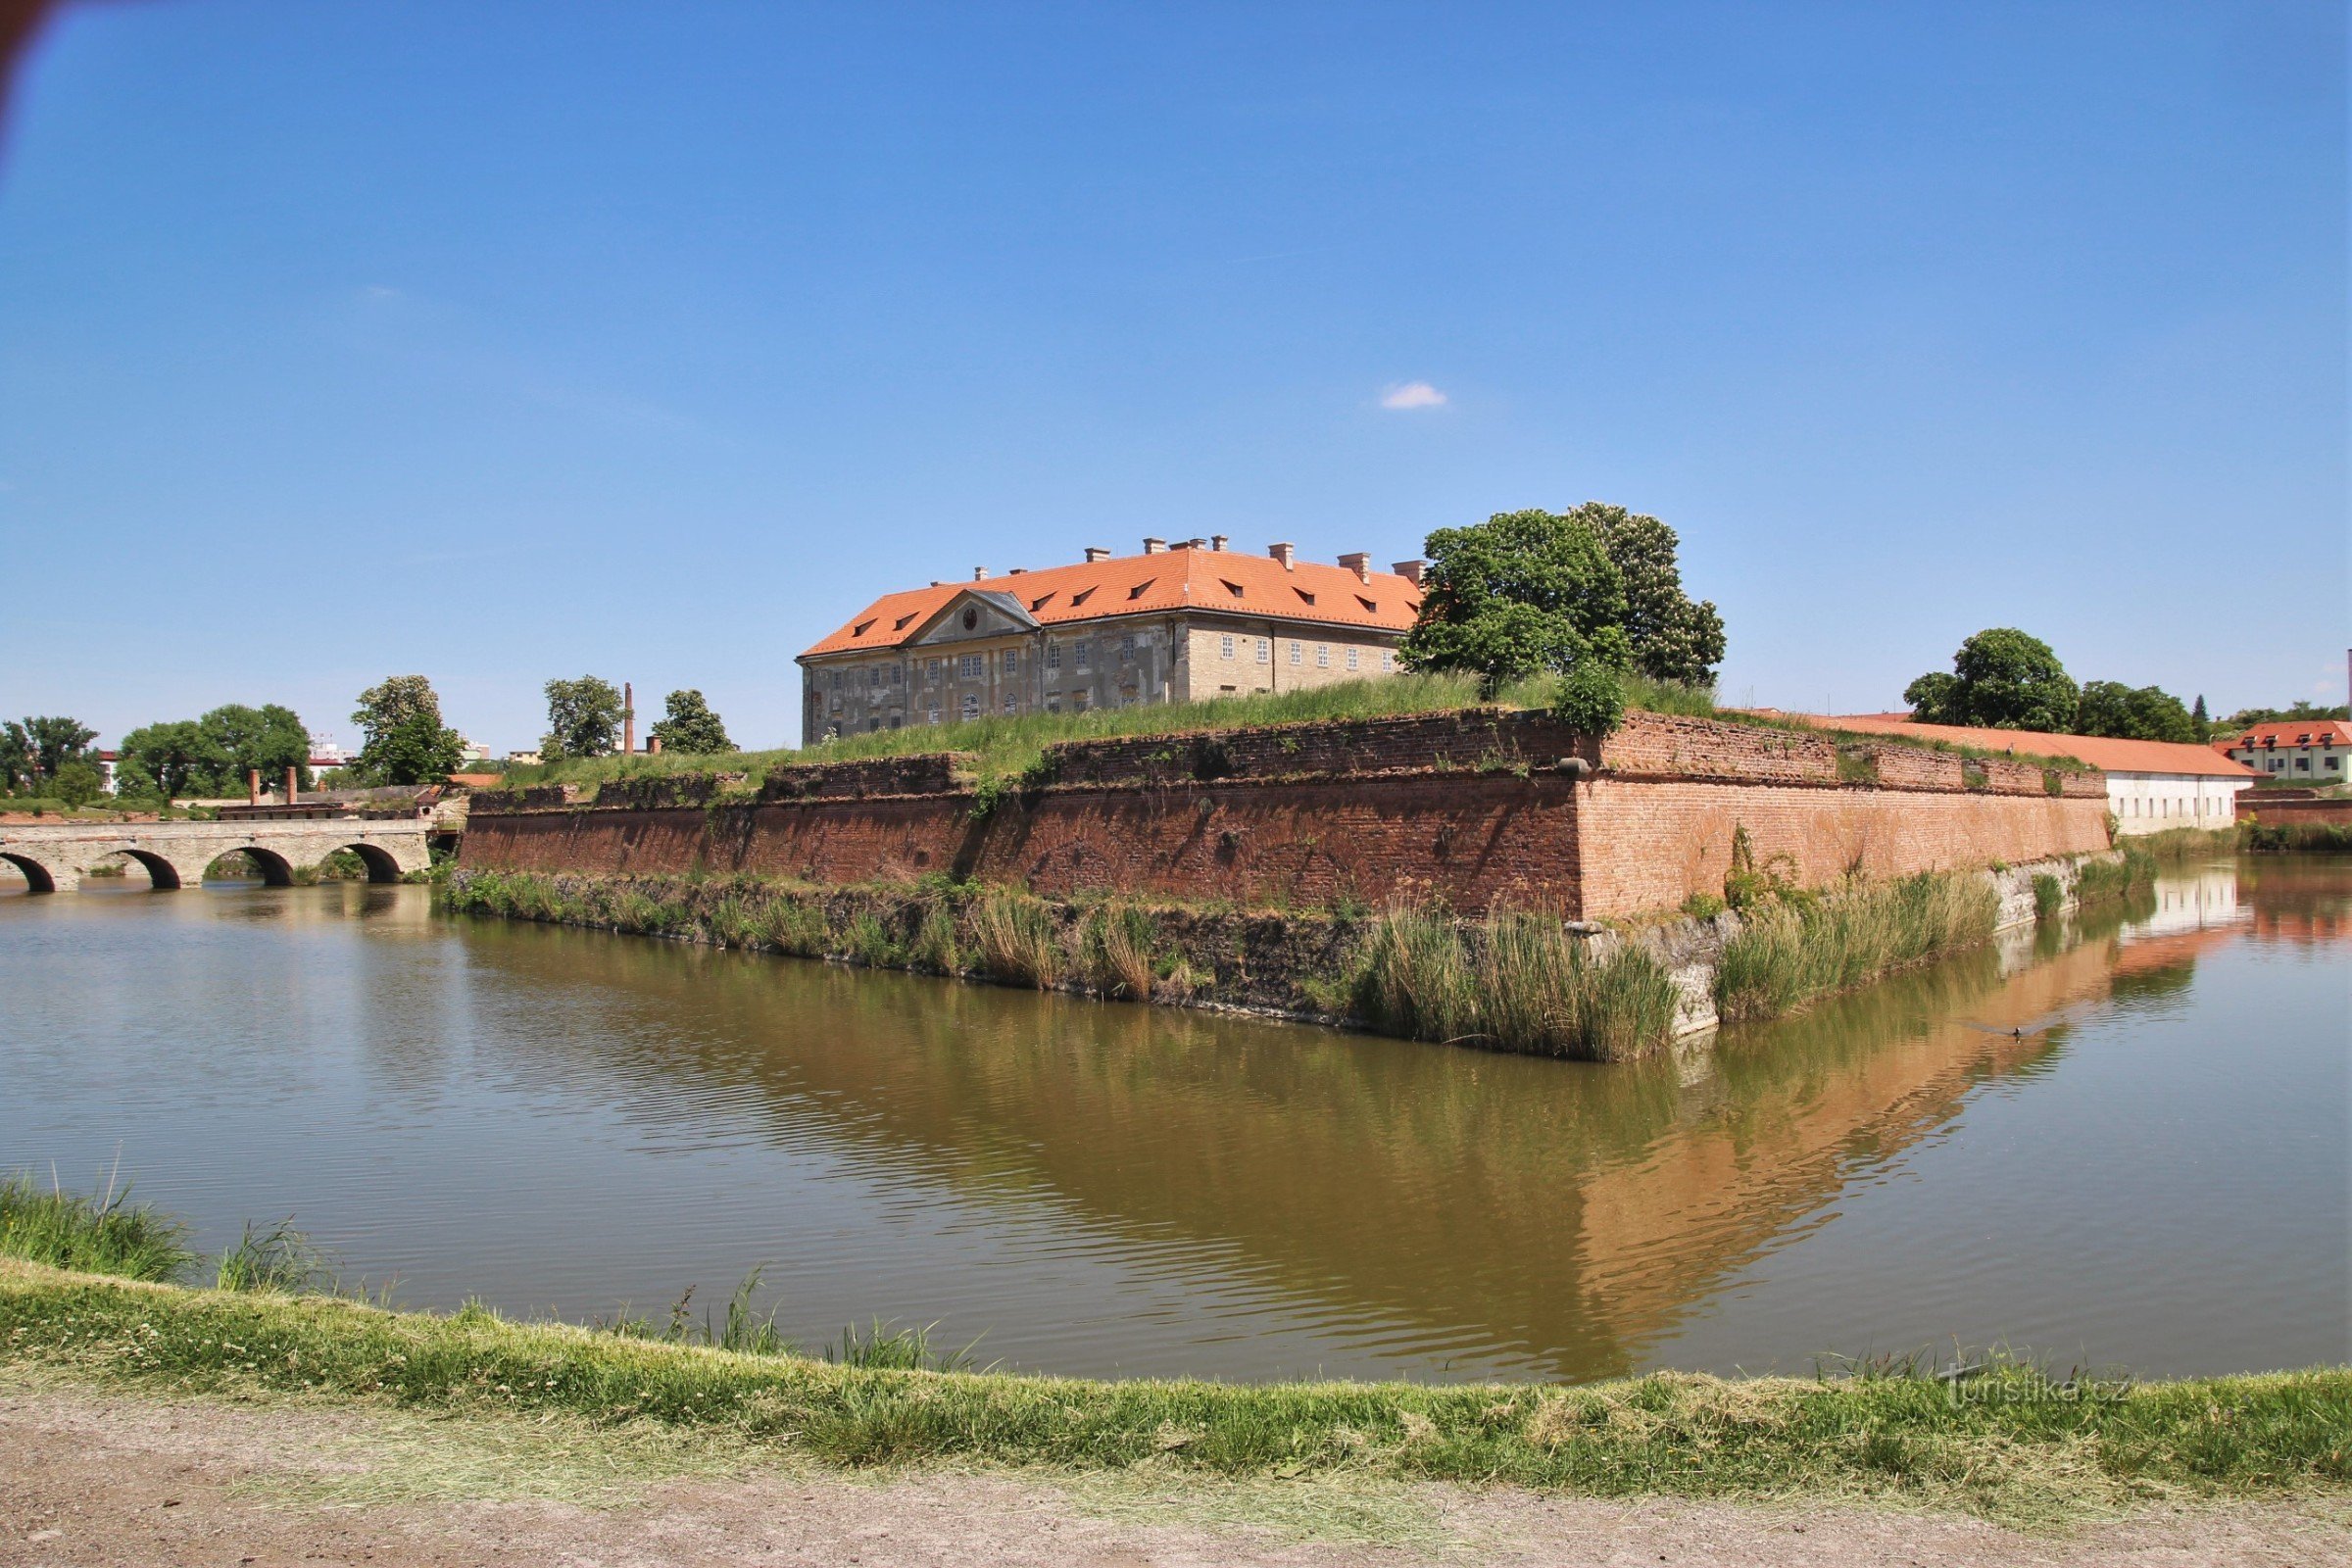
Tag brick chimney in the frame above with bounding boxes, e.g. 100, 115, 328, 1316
973, 566, 990, 580
622, 683, 635, 755
284, 765, 299, 804
246, 768, 261, 807
1084, 546, 1110, 563
1209, 534, 1228, 552
1392, 559, 1426, 586
1142, 536, 1165, 555
1269, 542, 1296, 569
649, 736, 662, 756
1337, 552, 1371, 582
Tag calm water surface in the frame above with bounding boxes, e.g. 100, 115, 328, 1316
2, 858, 2344, 1382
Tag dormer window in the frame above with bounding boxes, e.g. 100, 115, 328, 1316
894, 613, 917, 630
1294, 587, 1316, 606
1221, 579, 1245, 599
1072, 587, 1097, 608
852, 618, 876, 638
1355, 595, 1377, 613
1128, 578, 1155, 600
1031, 593, 1056, 612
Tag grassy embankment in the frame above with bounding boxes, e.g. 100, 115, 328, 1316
2, 1177, 2345, 1526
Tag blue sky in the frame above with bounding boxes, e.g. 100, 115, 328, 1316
2, 1, 2342, 752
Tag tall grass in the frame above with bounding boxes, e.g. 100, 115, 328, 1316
1354, 907, 1682, 1060
0, 1170, 192, 1283
214, 1219, 332, 1295
968, 889, 1068, 988
2075, 845, 2157, 906
1714, 872, 2001, 1024
1082, 904, 1159, 1000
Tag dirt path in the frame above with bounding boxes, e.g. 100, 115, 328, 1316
1, 1385, 2343, 1567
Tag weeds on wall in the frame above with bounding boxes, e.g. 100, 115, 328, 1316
1353, 906, 1680, 1061
1713, 871, 2001, 1025
2074, 846, 2157, 906
2032, 873, 2064, 922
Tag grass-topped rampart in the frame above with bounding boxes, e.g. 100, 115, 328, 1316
2, 1240, 2344, 1525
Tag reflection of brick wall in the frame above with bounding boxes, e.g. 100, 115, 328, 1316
461, 710, 2115, 918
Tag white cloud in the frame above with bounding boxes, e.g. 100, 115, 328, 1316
1380, 380, 1447, 410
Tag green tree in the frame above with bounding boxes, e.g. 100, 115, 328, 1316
352, 675, 466, 785
2076, 681, 2197, 744
1399, 510, 1633, 698
117, 719, 224, 800
2191, 694, 2210, 743
49, 759, 103, 809
1572, 503, 1727, 686
1903, 629, 2079, 732
18, 715, 96, 781
198, 703, 314, 793
2224, 700, 2351, 727
541, 676, 624, 762
0, 722, 30, 793
649, 688, 733, 755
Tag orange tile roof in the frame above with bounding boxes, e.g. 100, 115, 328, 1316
800, 546, 1424, 659
1793, 712, 2260, 779
2216, 719, 2352, 753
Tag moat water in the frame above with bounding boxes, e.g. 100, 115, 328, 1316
1, 857, 2344, 1384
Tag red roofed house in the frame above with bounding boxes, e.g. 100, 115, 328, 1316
2215, 719, 2352, 787
797, 537, 1426, 740
1799, 713, 2257, 834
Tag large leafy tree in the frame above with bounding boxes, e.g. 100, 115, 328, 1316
0, 722, 30, 792
1903, 629, 2080, 732
352, 675, 466, 785
1572, 503, 1727, 686
198, 703, 314, 792
541, 676, 623, 762
50, 760, 104, 809
2224, 699, 2350, 727
117, 719, 223, 799
1399, 510, 1634, 698
16, 715, 96, 781
2075, 681, 2197, 744
649, 689, 732, 755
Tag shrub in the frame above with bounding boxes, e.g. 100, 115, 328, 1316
2032, 873, 2063, 921
2075, 845, 2156, 906
1551, 662, 1627, 736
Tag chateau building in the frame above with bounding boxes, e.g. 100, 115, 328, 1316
798, 538, 1425, 740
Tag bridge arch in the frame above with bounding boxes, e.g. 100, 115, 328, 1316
1, 853, 57, 894
106, 849, 186, 890
338, 841, 407, 884
209, 846, 296, 887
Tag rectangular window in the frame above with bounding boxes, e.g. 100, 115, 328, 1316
956, 654, 984, 681
1047, 642, 1061, 671
892, 663, 904, 686
1316, 644, 1330, 667
1346, 647, 1358, 670
868, 666, 883, 689
1290, 641, 1302, 664
1220, 634, 1236, 660
1120, 635, 1137, 665
1256, 638, 1270, 663
960, 693, 980, 720
1383, 650, 1396, 670
1003, 649, 1019, 677
1075, 640, 1092, 670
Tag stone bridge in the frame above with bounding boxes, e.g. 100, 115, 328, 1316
0, 817, 432, 893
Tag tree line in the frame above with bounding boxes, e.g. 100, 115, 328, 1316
1902, 629, 2230, 744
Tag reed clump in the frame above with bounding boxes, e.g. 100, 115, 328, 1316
1081, 905, 1159, 1000
2074, 846, 2157, 906
969, 890, 1068, 989
1714, 872, 2001, 1024
0, 1171, 192, 1284
1354, 907, 1680, 1060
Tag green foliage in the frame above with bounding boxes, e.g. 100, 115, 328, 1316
1081, 904, 1159, 1000
0, 1171, 193, 1283
1354, 908, 1681, 1061
2191, 694, 2210, 743
2223, 700, 2349, 728
2075, 681, 2197, 743
1573, 502, 1728, 685
648, 688, 732, 755
1714, 872, 2002, 1023
2075, 847, 2158, 906
1398, 509, 1634, 698
968, 889, 1066, 988
353, 676, 466, 786
542, 676, 625, 763
824, 1318, 978, 1373
16, 714, 97, 782
1904, 629, 2080, 732
1680, 891, 1726, 920
2032, 873, 2063, 921
1550, 661, 1626, 736
0, 721, 33, 792
215, 1219, 332, 1295
2244, 822, 2352, 854
48, 759, 103, 808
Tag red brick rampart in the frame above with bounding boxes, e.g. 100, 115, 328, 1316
460, 710, 2114, 918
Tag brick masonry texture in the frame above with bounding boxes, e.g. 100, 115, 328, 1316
461, 710, 2114, 918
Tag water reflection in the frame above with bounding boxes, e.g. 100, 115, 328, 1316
1, 859, 2343, 1381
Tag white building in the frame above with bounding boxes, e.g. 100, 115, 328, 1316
1811, 713, 2258, 835
2218, 719, 2351, 786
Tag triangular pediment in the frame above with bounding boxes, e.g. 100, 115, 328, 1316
904, 589, 1041, 647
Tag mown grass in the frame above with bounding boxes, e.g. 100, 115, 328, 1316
1714, 872, 2003, 1025
4, 1257, 2345, 1527
1354, 906, 1683, 1061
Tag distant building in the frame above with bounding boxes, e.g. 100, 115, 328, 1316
1803, 713, 2257, 834
2216, 719, 2351, 785
797, 538, 1426, 740
505, 750, 544, 767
